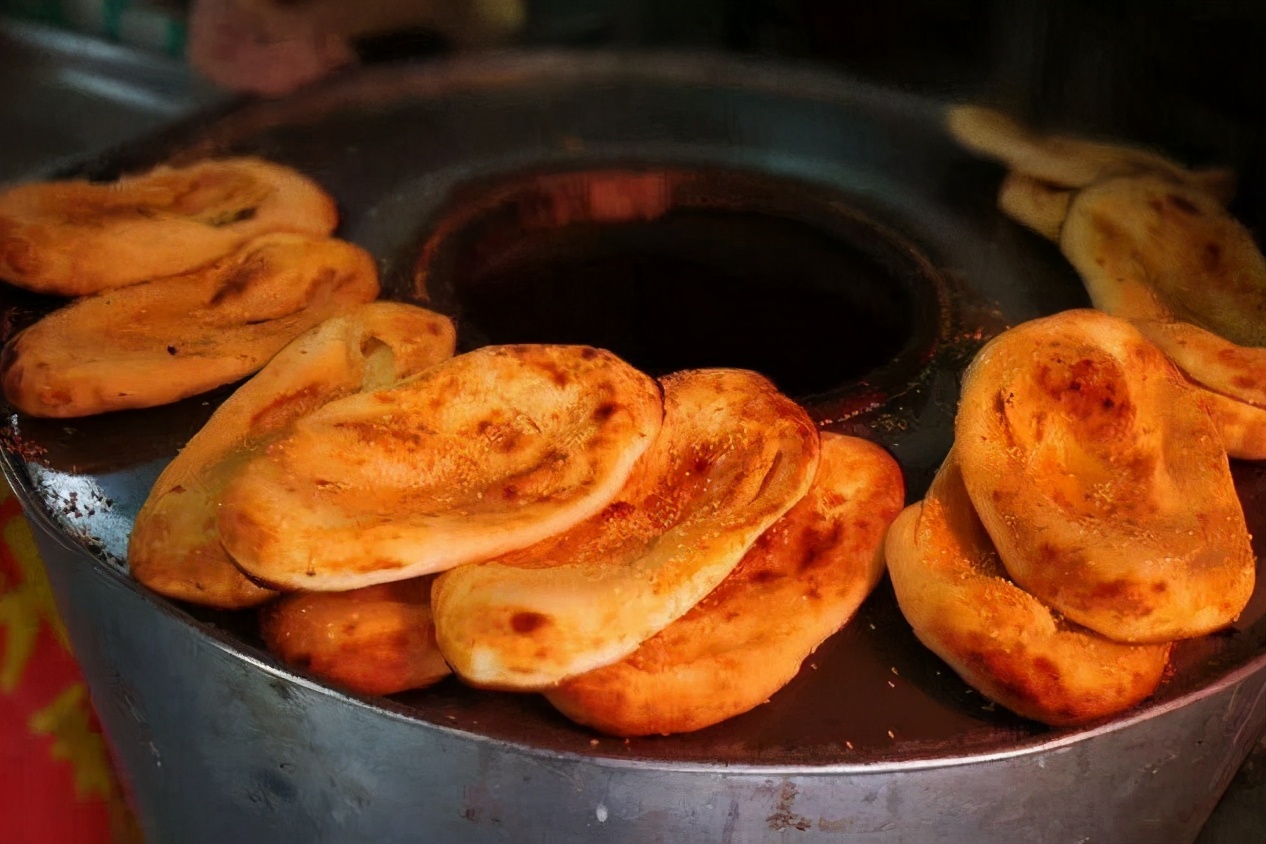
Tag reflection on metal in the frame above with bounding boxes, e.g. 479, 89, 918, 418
52, 67, 186, 115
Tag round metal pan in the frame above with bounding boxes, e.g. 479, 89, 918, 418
3, 52, 1264, 843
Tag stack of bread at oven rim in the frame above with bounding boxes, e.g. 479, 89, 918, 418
0, 158, 906, 737
5, 132, 1261, 736
947, 105, 1266, 461
0, 158, 380, 418
883, 108, 1266, 727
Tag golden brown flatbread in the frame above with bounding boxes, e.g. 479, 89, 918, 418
885, 451, 1171, 727
996, 172, 1072, 242
955, 309, 1254, 643
129, 303, 456, 609
1132, 319, 1266, 409
260, 578, 451, 696
946, 105, 1234, 200
545, 433, 900, 736
431, 369, 820, 690
2, 233, 380, 418
0, 157, 338, 296
1195, 386, 1266, 462
217, 344, 664, 592
1061, 174, 1266, 347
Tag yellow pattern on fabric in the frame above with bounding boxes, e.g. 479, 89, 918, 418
0, 504, 70, 691
28, 683, 115, 802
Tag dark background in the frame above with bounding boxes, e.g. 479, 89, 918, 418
357, 0, 1266, 230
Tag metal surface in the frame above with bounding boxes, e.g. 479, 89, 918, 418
1, 50, 1264, 842
24, 513, 1266, 844
0, 18, 223, 184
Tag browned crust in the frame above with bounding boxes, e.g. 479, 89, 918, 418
216, 344, 665, 592
2, 233, 379, 418
545, 433, 901, 736
0, 157, 337, 296
260, 578, 451, 696
1062, 175, 1266, 347
946, 105, 1235, 200
431, 368, 820, 691
128, 302, 455, 609
885, 451, 1171, 727
954, 309, 1254, 642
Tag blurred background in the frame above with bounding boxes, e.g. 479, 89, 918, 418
2, 0, 1263, 221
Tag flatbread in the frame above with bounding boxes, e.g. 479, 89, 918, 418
946, 105, 1234, 200
885, 451, 1171, 726
955, 309, 1254, 642
0, 157, 337, 296
431, 368, 820, 690
217, 344, 664, 591
129, 302, 456, 608
2, 233, 380, 417
996, 172, 1071, 242
260, 578, 451, 696
545, 433, 900, 736
1195, 386, 1266, 462
1061, 174, 1266, 347
1132, 319, 1266, 409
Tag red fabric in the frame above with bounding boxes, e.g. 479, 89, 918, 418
0, 484, 137, 844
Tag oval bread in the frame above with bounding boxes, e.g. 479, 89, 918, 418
545, 432, 900, 736
885, 450, 1171, 727
946, 105, 1234, 200
129, 302, 456, 609
2, 233, 380, 418
260, 578, 451, 696
217, 344, 664, 591
955, 309, 1254, 642
1195, 386, 1266, 462
0, 157, 337, 296
1131, 319, 1266, 410
431, 368, 820, 690
996, 171, 1072, 243
1061, 174, 1266, 347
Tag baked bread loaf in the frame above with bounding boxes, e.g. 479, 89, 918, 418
885, 450, 1172, 727
946, 105, 1234, 199
260, 578, 450, 696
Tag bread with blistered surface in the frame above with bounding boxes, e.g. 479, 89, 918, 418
1062, 174, 1266, 348
955, 309, 1254, 643
129, 302, 455, 609
546, 432, 899, 735
2, 233, 379, 417
431, 368, 820, 690
885, 450, 1171, 727
217, 344, 664, 592
0, 157, 337, 296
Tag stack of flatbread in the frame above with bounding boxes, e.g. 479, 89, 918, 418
126, 304, 905, 736
0, 158, 379, 417
886, 309, 1255, 726
1, 155, 907, 736
947, 105, 1266, 460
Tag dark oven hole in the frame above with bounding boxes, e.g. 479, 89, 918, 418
415, 167, 942, 402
